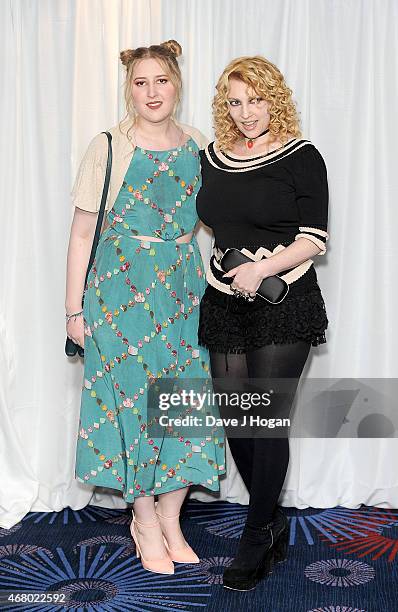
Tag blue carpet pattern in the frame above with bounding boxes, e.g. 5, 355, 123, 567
0, 501, 397, 611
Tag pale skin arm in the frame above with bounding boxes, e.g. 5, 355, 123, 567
65, 207, 99, 347
224, 238, 322, 295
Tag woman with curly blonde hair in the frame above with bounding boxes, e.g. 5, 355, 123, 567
196, 55, 329, 590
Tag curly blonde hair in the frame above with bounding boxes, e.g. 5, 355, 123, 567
213, 56, 301, 152
119, 40, 182, 138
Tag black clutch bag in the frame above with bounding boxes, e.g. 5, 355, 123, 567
65, 131, 113, 357
220, 248, 289, 304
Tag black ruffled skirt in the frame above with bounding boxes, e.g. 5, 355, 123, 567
198, 265, 328, 353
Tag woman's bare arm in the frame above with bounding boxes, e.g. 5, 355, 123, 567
223, 238, 322, 295
65, 207, 98, 346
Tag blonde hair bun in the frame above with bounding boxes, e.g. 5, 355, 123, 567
120, 49, 135, 67
160, 40, 182, 58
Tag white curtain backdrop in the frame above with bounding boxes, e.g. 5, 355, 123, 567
1, 0, 397, 529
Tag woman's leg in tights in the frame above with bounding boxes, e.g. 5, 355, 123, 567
220, 341, 311, 589
211, 342, 310, 526
244, 341, 311, 527
209, 353, 254, 493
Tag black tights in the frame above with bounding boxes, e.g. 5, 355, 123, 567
210, 341, 310, 528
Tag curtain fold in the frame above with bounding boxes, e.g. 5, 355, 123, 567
1, 0, 397, 529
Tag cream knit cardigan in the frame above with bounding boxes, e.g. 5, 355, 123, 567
71, 118, 209, 213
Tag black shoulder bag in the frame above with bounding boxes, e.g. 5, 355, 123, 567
65, 131, 113, 357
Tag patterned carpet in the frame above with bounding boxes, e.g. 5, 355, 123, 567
0, 500, 397, 611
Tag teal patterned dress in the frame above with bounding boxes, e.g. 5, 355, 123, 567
75, 138, 225, 501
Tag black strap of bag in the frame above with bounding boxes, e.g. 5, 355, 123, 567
65, 131, 113, 357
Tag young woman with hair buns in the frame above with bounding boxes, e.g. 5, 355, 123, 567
65, 40, 225, 575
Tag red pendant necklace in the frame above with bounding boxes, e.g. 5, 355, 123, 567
245, 128, 270, 149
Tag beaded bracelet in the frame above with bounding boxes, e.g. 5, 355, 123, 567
65, 310, 83, 324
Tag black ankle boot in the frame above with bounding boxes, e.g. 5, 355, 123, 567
271, 506, 289, 564
223, 507, 289, 591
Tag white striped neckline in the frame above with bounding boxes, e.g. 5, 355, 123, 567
205, 138, 312, 172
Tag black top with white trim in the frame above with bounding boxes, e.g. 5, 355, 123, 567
196, 138, 329, 252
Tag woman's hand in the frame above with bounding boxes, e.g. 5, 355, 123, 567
223, 260, 272, 295
66, 316, 85, 349
222, 239, 322, 296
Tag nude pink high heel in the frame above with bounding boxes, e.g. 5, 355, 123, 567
130, 516, 174, 574
156, 510, 200, 564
